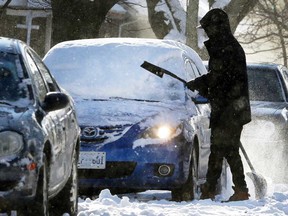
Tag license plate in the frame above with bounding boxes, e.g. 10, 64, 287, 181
78, 151, 106, 169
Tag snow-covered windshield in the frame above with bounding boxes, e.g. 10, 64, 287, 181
0, 52, 29, 105
44, 39, 187, 103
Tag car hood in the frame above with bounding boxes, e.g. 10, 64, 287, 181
243, 101, 288, 140
0, 105, 29, 129
74, 98, 189, 127
250, 101, 287, 117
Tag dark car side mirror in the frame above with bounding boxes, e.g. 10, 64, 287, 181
42, 92, 69, 112
192, 95, 209, 104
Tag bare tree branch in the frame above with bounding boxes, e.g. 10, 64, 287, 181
225, 0, 259, 33
236, 0, 288, 66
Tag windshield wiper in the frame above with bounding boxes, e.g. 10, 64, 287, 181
83, 98, 109, 101
109, 97, 159, 103
0, 101, 13, 106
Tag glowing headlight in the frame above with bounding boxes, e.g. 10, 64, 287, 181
156, 126, 173, 139
141, 124, 182, 140
0, 131, 24, 157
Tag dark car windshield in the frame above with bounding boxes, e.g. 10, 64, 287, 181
0, 52, 29, 104
248, 66, 284, 102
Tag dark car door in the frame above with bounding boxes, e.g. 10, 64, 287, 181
25, 48, 71, 189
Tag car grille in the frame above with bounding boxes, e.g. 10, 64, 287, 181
78, 161, 137, 179
80, 124, 132, 144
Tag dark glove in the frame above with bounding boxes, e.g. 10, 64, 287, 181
186, 80, 196, 91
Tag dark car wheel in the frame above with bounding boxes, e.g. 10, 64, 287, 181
171, 145, 198, 202
51, 148, 78, 216
19, 154, 49, 216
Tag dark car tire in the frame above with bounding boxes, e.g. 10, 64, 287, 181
19, 154, 49, 216
171, 145, 198, 202
50, 148, 78, 216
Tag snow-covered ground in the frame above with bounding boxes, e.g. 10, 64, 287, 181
77, 182, 288, 215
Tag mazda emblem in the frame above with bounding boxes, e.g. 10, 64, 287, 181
82, 126, 98, 138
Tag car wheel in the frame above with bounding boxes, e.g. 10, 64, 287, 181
50, 148, 78, 216
171, 145, 198, 201
20, 154, 49, 216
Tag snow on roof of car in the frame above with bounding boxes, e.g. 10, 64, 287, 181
0, 37, 18, 54
44, 38, 207, 101
44, 37, 206, 75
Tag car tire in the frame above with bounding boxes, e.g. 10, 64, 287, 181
171, 145, 198, 202
19, 154, 49, 216
50, 148, 78, 216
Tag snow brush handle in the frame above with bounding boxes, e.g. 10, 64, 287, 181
141, 61, 187, 85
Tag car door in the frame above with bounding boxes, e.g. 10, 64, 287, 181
30, 49, 78, 177
25, 48, 69, 188
184, 58, 211, 179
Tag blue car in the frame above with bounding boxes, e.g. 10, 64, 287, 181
0, 37, 80, 215
44, 38, 227, 201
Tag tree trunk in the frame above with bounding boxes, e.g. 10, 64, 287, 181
146, 0, 171, 39
225, 0, 259, 33
186, 0, 208, 60
185, 0, 259, 59
51, 0, 118, 45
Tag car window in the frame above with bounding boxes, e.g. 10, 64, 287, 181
26, 51, 48, 102
0, 52, 28, 102
28, 49, 59, 92
281, 66, 288, 95
185, 59, 201, 81
248, 67, 284, 102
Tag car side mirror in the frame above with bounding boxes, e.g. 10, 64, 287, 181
192, 95, 209, 104
42, 92, 69, 112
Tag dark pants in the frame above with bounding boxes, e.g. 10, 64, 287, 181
206, 123, 247, 192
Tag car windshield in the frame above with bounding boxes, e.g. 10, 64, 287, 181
0, 52, 29, 105
45, 45, 186, 103
248, 67, 284, 102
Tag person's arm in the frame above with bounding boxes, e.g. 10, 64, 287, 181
187, 73, 210, 98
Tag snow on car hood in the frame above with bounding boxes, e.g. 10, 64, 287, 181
74, 98, 189, 127
250, 101, 286, 116
0, 106, 28, 129
243, 101, 288, 141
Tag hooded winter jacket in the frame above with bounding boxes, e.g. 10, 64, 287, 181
187, 9, 251, 128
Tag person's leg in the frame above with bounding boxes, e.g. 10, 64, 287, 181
226, 145, 247, 190
226, 146, 249, 201
200, 127, 224, 199
225, 125, 249, 201
205, 145, 224, 190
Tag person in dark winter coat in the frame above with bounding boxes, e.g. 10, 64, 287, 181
187, 8, 251, 201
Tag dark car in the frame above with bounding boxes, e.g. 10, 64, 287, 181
0, 37, 80, 215
241, 63, 288, 183
203, 61, 288, 184
44, 38, 229, 201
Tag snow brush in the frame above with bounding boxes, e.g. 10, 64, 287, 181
141, 61, 187, 85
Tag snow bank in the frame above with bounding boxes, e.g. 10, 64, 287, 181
77, 185, 288, 216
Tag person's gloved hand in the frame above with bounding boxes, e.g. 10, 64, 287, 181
186, 80, 196, 91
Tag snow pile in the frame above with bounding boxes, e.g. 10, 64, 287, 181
77, 185, 288, 216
